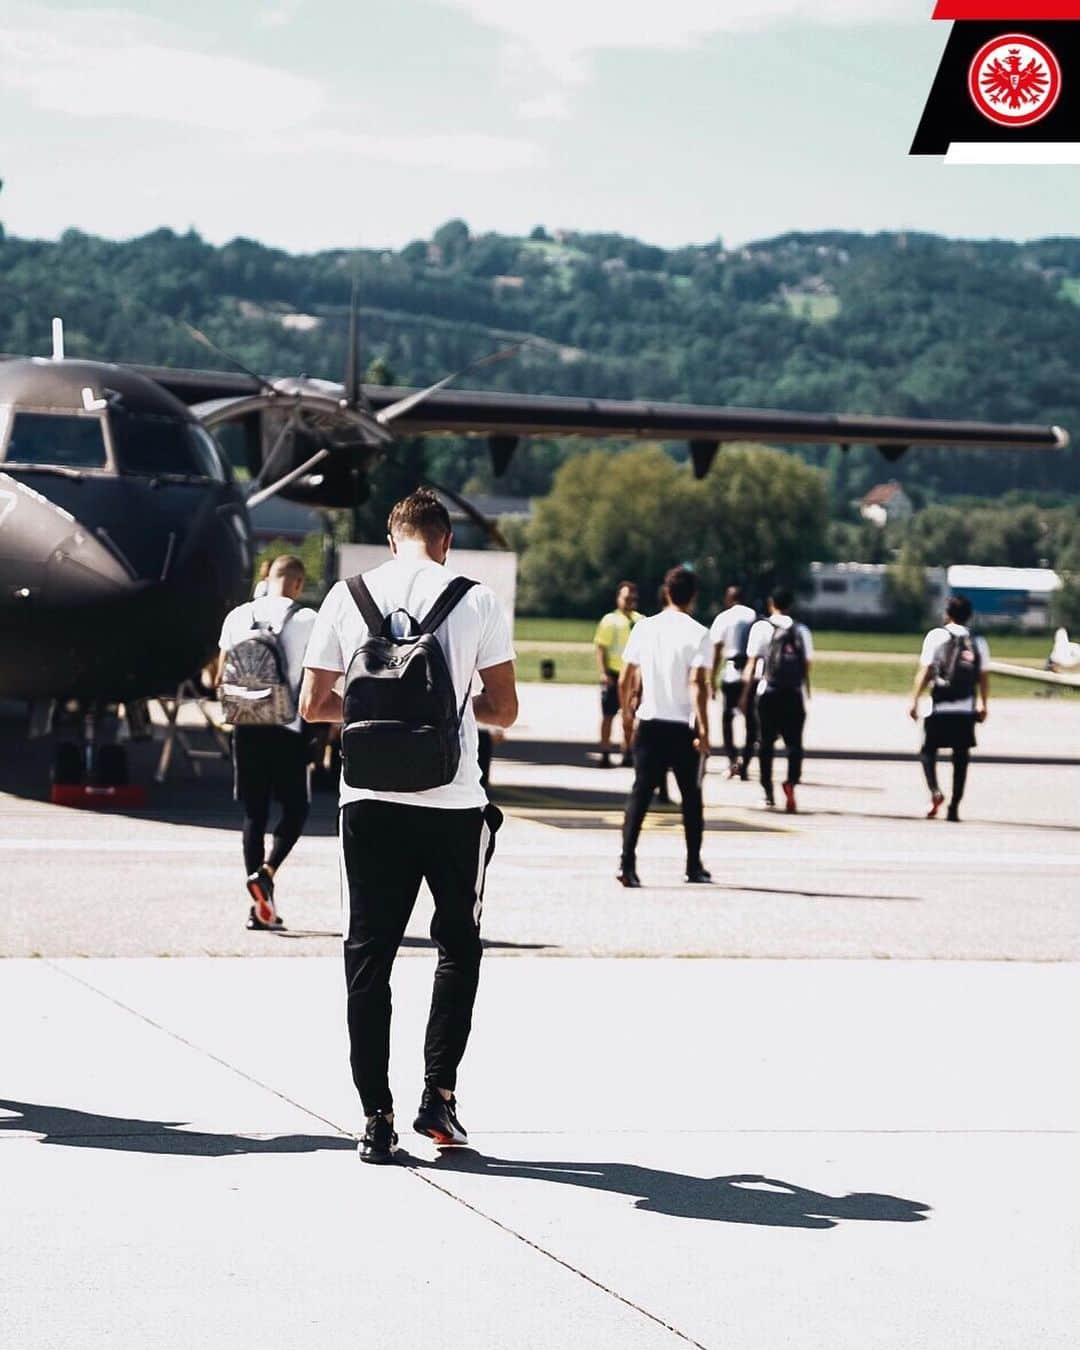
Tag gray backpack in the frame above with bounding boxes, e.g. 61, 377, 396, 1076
218, 603, 302, 726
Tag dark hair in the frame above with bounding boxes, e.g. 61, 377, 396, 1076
387, 489, 452, 544
616, 580, 638, 599
664, 565, 698, 608
946, 594, 973, 624
770, 586, 794, 613
724, 584, 742, 604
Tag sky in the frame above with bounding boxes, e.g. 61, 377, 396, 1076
3, 0, 1080, 252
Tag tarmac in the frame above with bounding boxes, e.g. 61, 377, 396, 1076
2, 687, 1078, 1349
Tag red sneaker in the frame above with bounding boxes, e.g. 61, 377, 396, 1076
926, 791, 945, 819
782, 782, 797, 814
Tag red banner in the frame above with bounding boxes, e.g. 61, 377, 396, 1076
933, 2, 1080, 15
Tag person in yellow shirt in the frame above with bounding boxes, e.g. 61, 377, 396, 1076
594, 580, 642, 767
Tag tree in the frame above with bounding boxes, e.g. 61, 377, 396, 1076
517, 444, 827, 617
1051, 575, 1080, 631
885, 544, 931, 629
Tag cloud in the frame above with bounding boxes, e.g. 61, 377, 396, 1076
282, 129, 542, 172
258, 0, 303, 26
0, 5, 322, 132
517, 90, 572, 121
441, 0, 917, 81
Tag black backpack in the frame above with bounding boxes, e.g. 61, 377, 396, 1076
340, 573, 478, 792
218, 602, 302, 726
764, 623, 807, 691
931, 633, 981, 703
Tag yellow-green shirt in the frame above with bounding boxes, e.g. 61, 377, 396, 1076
594, 609, 644, 674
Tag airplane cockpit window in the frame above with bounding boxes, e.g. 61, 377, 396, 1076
110, 413, 227, 482
4, 412, 108, 469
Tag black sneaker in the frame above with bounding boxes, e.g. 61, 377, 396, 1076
246, 905, 285, 932
246, 867, 279, 928
685, 865, 713, 884
413, 1087, 468, 1146
763, 788, 775, 808
946, 804, 960, 822
617, 865, 642, 888
358, 1112, 398, 1164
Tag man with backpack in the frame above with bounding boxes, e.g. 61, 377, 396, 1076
217, 554, 317, 932
299, 490, 517, 1165
709, 584, 758, 779
742, 587, 813, 813
909, 594, 990, 822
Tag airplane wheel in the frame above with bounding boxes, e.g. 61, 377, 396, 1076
52, 742, 83, 786
92, 745, 129, 787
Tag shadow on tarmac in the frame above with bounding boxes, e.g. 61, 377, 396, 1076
0, 1099, 355, 1157
419, 1149, 931, 1229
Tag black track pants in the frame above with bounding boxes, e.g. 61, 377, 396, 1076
621, 719, 704, 870
233, 726, 311, 875
721, 681, 757, 766
757, 689, 806, 791
921, 747, 970, 806
340, 799, 502, 1116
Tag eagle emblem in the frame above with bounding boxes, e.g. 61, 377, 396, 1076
968, 34, 1062, 128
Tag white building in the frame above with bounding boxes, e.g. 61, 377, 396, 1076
946, 566, 1061, 631
800, 562, 946, 624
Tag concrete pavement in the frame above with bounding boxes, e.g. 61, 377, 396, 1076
2, 685, 1078, 1347
3, 957, 1078, 1349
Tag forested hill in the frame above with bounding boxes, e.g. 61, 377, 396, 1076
3, 219, 1080, 500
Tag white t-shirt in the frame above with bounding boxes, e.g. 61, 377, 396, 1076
622, 608, 711, 726
746, 614, 815, 697
218, 595, 317, 733
920, 624, 990, 715
709, 603, 758, 684
304, 558, 515, 809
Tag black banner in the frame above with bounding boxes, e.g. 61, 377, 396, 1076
911, 21, 1080, 153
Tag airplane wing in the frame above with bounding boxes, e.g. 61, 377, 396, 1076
137, 363, 1068, 480
986, 660, 1080, 689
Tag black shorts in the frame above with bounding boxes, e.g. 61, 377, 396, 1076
233, 725, 311, 805
922, 713, 977, 753
601, 674, 621, 718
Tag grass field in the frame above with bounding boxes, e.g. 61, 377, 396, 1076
512, 618, 1063, 697
515, 618, 1055, 661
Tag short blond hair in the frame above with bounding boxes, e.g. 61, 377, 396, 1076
268, 554, 305, 584
387, 489, 452, 545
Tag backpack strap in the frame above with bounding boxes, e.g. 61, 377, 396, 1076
418, 577, 478, 636
346, 574, 386, 634
276, 600, 303, 634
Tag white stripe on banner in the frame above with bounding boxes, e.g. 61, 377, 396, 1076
946, 143, 1080, 164
473, 818, 491, 929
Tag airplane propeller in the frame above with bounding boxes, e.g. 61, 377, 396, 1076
183, 298, 524, 521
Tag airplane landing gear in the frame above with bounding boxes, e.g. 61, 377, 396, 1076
49, 703, 136, 802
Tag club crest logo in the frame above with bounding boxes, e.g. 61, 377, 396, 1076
968, 33, 1062, 127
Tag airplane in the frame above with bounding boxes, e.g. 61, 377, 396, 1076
986, 628, 1080, 689
0, 313, 1069, 788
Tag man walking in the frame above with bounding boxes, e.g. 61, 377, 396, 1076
743, 587, 813, 813
300, 489, 517, 1164
594, 581, 643, 767
909, 594, 989, 822
710, 584, 758, 779
617, 566, 712, 888
217, 554, 316, 931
